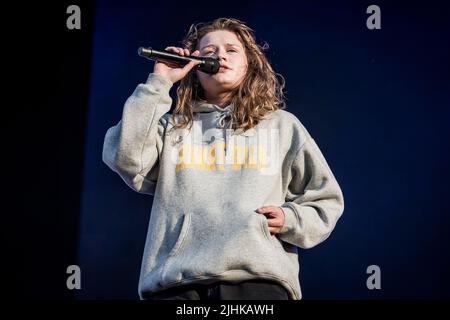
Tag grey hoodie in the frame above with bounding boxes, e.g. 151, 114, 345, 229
102, 73, 344, 300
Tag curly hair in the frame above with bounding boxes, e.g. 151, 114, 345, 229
170, 17, 286, 133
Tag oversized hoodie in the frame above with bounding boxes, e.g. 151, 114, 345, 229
102, 73, 345, 300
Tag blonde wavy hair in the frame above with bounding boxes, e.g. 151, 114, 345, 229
171, 17, 286, 133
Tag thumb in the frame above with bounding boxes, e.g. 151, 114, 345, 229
255, 206, 277, 214
255, 207, 267, 213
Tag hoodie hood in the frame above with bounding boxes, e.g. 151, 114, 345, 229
192, 100, 235, 129
192, 100, 236, 155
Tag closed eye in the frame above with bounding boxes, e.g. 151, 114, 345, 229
203, 49, 237, 54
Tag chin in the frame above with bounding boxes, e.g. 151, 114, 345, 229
215, 76, 242, 85
200, 76, 243, 92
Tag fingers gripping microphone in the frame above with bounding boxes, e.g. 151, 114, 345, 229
138, 47, 220, 75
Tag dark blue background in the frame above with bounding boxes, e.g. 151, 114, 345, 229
76, 0, 450, 299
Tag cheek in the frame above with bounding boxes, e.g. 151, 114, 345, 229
235, 63, 248, 79
235, 57, 248, 74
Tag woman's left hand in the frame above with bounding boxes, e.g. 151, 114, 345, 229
255, 206, 285, 235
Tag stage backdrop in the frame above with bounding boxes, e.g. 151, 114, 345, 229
77, 0, 450, 299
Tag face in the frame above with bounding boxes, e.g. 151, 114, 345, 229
196, 30, 248, 97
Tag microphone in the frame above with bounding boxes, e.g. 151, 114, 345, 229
138, 47, 220, 75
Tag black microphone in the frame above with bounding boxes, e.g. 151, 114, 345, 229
138, 47, 220, 75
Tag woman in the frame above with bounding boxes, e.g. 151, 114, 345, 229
102, 17, 344, 300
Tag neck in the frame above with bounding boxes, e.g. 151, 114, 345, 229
205, 91, 233, 108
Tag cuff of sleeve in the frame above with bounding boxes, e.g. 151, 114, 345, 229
279, 204, 298, 236
145, 73, 174, 91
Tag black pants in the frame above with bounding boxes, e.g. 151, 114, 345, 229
145, 279, 290, 300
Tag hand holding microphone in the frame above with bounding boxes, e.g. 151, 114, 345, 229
138, 46, 220, 84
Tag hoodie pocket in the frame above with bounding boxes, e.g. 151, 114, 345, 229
167, 211, 192, 258
160, 208, 290, 286
259, 214, 284, 250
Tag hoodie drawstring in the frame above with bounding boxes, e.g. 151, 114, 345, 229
217, 107, 234, 156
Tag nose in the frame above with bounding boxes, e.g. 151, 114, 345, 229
217, 48, 228, 61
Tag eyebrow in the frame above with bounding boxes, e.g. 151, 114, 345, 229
200, 43, 241, 50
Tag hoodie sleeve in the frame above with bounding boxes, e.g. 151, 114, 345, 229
102, 73, 173, 195
278, 136, 344, 249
